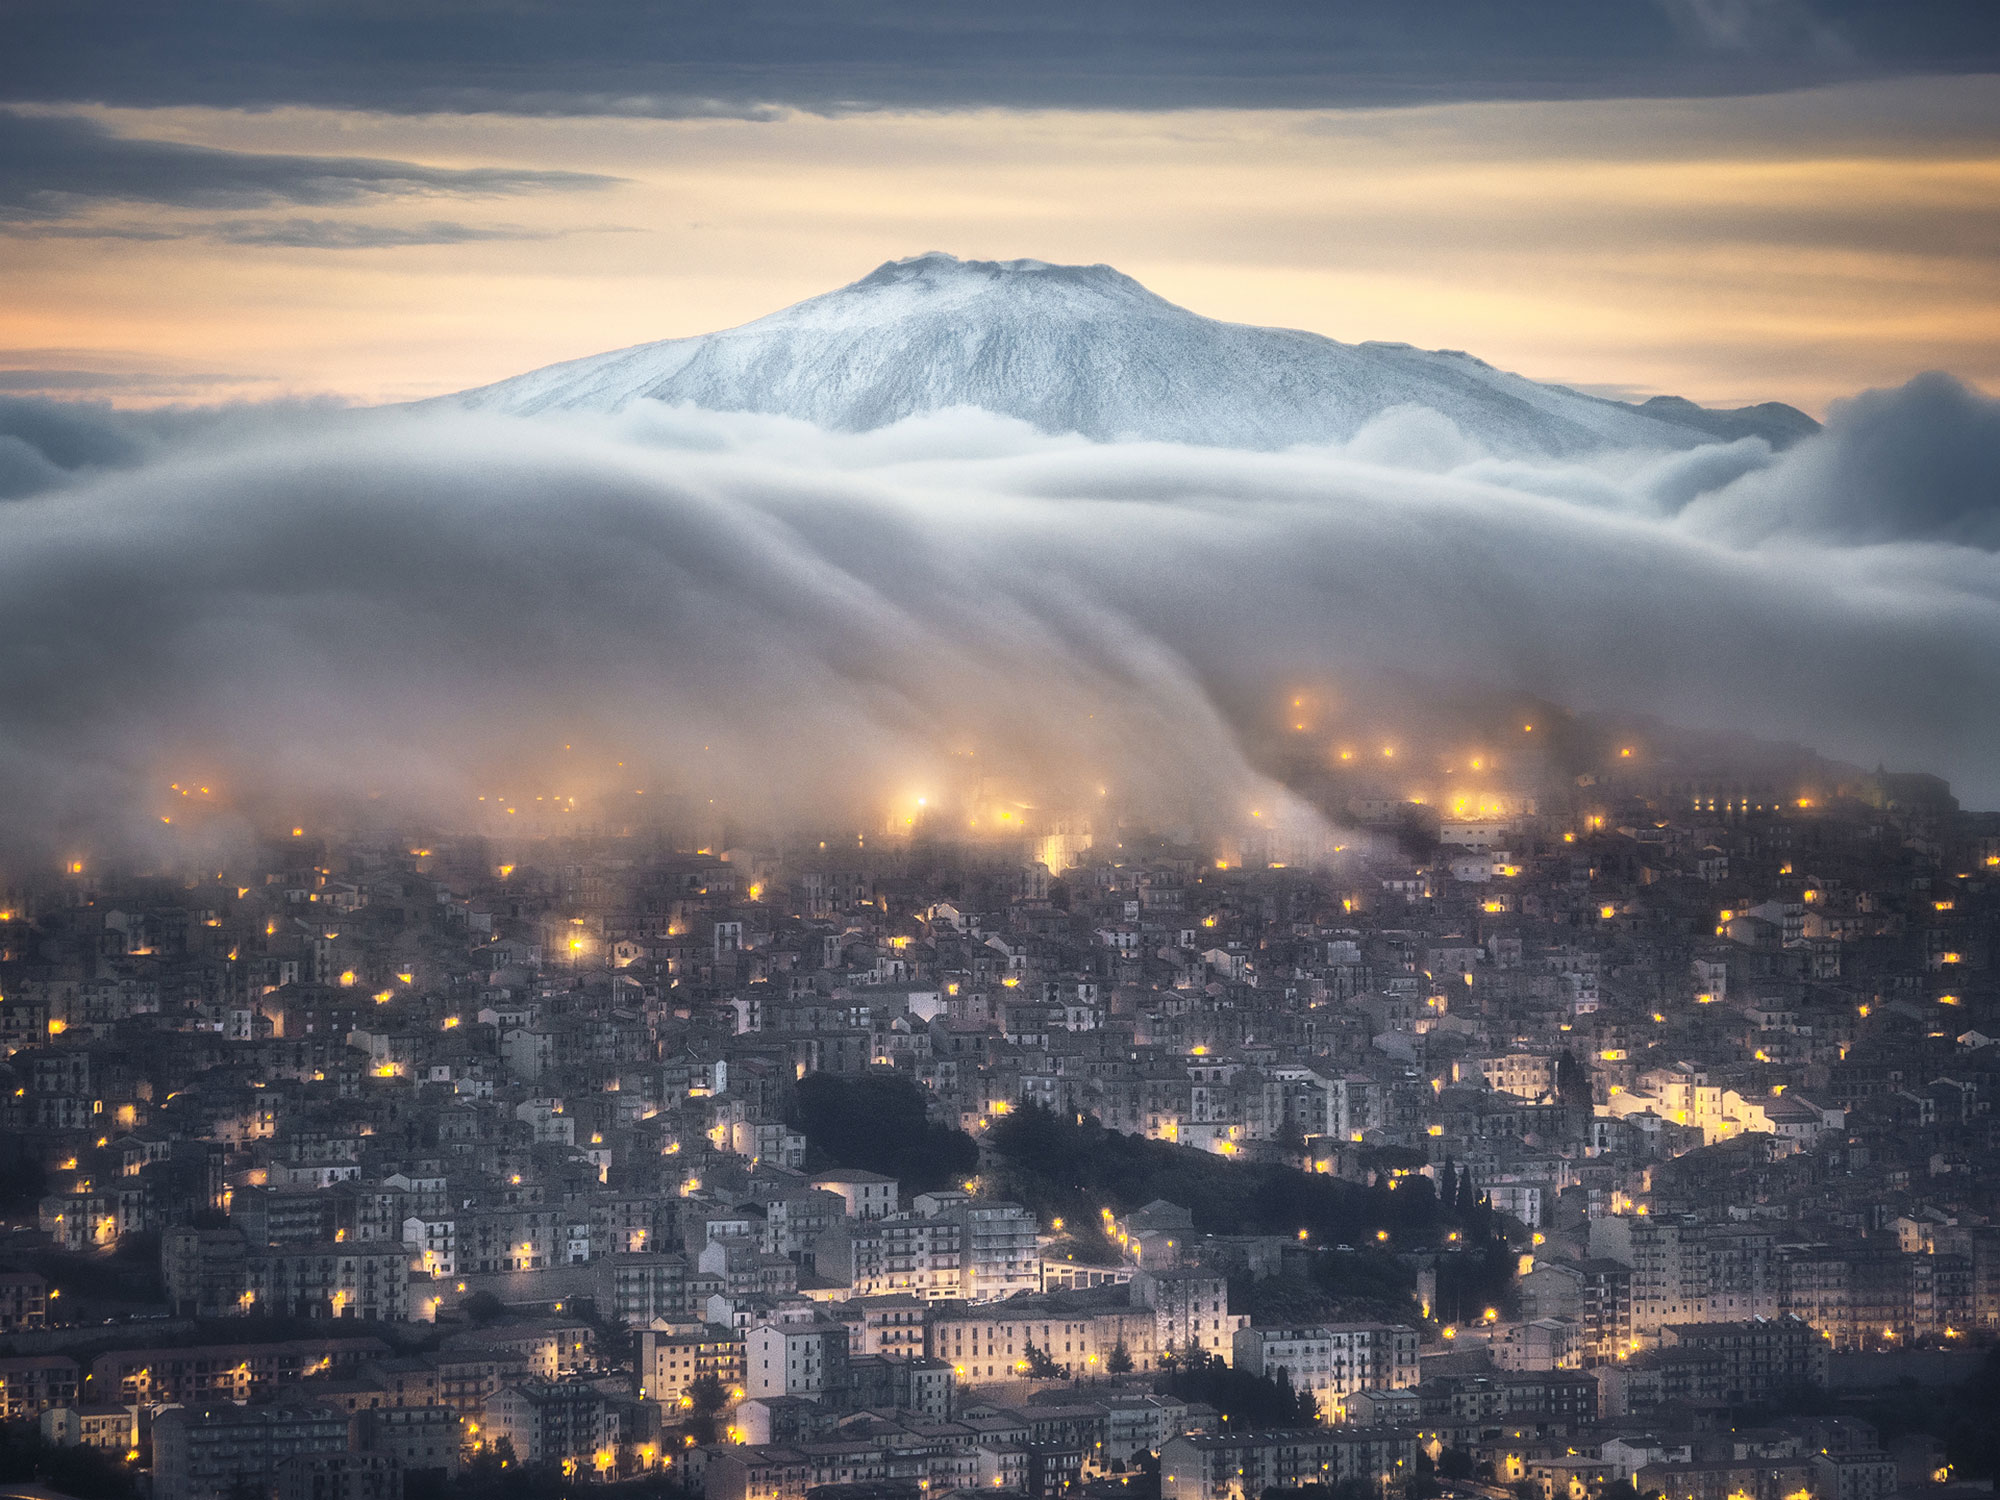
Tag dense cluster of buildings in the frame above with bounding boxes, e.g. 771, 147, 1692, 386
0, 751, 1996, 1500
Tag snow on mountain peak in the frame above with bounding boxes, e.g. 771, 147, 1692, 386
856, 251, 1156, 298
447, 254, 1815, 457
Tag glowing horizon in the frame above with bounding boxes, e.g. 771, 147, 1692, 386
7, 79, 2000, 415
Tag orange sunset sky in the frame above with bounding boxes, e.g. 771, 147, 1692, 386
6, 74, 2000, 415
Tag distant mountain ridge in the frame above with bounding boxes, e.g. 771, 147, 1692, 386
447, 252, 1818, 457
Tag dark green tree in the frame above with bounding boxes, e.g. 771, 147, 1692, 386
1163, 1346, 1317, 1428
1023, 1342, 1065, 1379
789, 1073, 979, 1196
688, 1374, 731, 1443
1554, 1049, 1594, 1138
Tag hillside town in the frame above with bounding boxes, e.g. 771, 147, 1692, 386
2, 755, 1998, 1500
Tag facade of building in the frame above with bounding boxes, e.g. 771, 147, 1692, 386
639, 1322, 745, 1409
1231, 1324, 1421, 1422
1160, 1429, 1418, 1500
482, 1381, 620, 1470
745, 1321, 849, 1403
152, 1402, 352, 1500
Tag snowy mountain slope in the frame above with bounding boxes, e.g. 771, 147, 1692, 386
447, 253, 1815, 457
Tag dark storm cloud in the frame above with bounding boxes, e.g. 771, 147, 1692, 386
0, 110, 620, 223
0, 386, 1997, 869
4, 0, 1998, 116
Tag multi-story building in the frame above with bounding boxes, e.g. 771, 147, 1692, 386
1135, 1270, 1243, 1361
0, 1355, 80, 1418
839, 1354, 953, 1418
401, 1215, 456, 1277
164, 1227, 253, 1318
832, 1293, 929, 1358
1634, 1456, 1817, 1500
356, 1406, 463, 1479
745, 1320, 848, 1403
1589, 1215, 1710, 1335
39, 1403, 138, 1453
433, 1348, 529, 1418
931, 1293, 1163, 1383
1494, 1318, 1584, 1372
274, 1453, 402, 1500
1416, 1371, 1598, 1429
637, 1321, 745, 1409
1519, 1258, 1634, 1365
0, 1270, 48, 1331
1657, 1316, 1825, 1399
808, 1170, 900, 1221
152, 1402, 352, 1500
1812, 1450, 1899, 1500
483, 1381, 619, 1470
164, 1229, 408, 1322
1597, 1316, 1826, 1415
1231, 1324, 1419, 1421
601, 1252, 720, 1327
1160, 1429, 1418, 1500
88, 1339, 389, 1406
834, 1194, 1043, 1303
458, 1208, 559, 1273
245, 1244, 410, 1322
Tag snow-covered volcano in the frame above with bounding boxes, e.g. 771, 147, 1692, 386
448, 252, 1815, 456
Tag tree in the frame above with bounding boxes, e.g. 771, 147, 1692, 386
1023, 1342, 1065, 1379
0, 1419, 139, 1500
687, 1373, 732, 1442
986, 1102, 1474, 1279
789, 1073, 979, 1196
1162, 1346, 1317, 1428
1554, 1049, 1594, 1139
462, 1290, 505, 1325
1106, 1341, 1135, 1374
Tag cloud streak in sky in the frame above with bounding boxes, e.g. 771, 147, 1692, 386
5, 0, 1998, 117
0, 110, 619, 228
0, 376, 1997, 870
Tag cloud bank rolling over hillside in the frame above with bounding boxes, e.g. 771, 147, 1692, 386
2, 352, 1998, 865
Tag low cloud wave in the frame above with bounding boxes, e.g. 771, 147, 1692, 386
1680, 371, 2000, 547
1, 378, 1997, 867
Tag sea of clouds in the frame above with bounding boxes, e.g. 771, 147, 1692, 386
1, 372, 1997, 863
